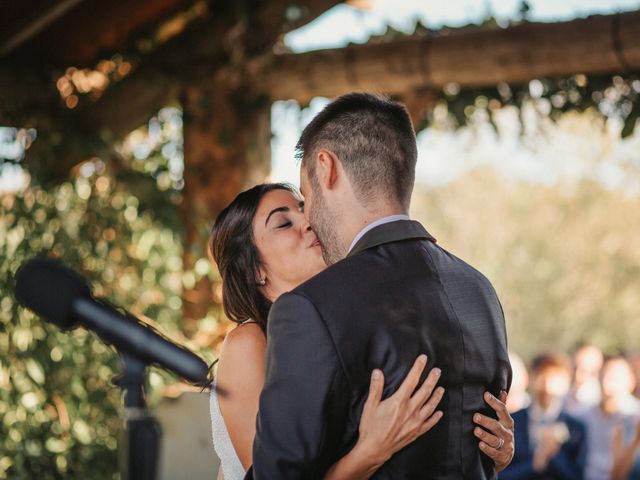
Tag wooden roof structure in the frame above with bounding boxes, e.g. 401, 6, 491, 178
1, 1, 343, 144
2, 1, 639, 166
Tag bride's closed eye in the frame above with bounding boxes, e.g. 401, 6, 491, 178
277, 220, 292, 229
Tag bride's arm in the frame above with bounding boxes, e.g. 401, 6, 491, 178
218, 328, 443, 477
216, 323, 266, 471
324, 355, 444, 480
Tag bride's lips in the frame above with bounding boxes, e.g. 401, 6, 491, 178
309, 238, 321, 248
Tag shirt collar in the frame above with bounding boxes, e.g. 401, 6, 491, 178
348, 214, 411, 254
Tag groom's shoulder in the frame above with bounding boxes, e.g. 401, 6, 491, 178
295, 238, 499, 301
291, 247, 382, 297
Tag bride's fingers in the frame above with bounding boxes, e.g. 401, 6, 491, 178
418, 410, 444, 436
396, 354, 428, 399
474, 426, 503, 449
408, 367, 441, 411
479, 440, 511, 466
484, 392, 513, 429
363, 369, 385, 412
419, 386, 445, 418
473, 413, 510, 438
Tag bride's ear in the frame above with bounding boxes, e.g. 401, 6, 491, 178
256, 267, 268, 287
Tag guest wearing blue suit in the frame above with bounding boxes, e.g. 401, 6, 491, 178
500, 353, 587, 480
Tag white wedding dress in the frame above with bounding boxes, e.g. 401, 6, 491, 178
210, 376, 246, 480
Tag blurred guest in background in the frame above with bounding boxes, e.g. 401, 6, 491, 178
508, 351, 531, 413
583, 355, 640, 480
565, 344, 603, 417
628, 351, 640, 400
500, 352, 586, 480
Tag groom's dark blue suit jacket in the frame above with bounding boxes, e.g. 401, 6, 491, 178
246, 220, 512, 479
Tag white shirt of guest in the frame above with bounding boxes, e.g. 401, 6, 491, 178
348, 215, 410, 254
527, 399, 564, 451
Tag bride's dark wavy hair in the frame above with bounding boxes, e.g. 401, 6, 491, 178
209, 183, 298, 332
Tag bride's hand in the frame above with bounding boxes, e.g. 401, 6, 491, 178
354, 354, 445, 468
472, 391, 515, 472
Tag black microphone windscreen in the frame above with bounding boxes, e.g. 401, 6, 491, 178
14, 257, 91, 329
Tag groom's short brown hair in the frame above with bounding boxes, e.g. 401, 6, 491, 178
295, 92, 417, 210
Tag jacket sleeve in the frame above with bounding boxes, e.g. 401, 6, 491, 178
248, 292, 349, 479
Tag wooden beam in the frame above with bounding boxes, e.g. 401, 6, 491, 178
2, 0, 197, 66
0, 0, 88, 57
260, 11, 640, 104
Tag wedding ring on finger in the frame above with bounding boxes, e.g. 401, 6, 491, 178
496, 437, 505, 450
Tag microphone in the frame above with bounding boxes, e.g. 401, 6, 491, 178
14, 258, 210, 385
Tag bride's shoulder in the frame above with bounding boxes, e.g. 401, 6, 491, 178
220, 322, 266, 363
224, 321, 265, 347
217, 323, 267, 391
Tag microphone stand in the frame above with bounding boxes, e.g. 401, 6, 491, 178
113, 352, 161, 480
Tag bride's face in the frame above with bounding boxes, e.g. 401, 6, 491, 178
252, 189, 327, 301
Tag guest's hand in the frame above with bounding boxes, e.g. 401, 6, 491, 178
355, 354, 445, 468
473, 391, 515, 472
532, 426, 564, 472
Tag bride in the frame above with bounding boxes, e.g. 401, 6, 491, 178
209, 183, 514, 479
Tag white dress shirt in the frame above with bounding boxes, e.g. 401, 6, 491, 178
348, 214, 410, 254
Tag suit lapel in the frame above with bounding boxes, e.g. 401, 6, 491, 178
347, 220, 436, 258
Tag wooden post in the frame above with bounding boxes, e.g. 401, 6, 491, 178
181, 75, 271, 328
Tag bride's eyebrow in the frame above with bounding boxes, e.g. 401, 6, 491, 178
265, 206, 289, 226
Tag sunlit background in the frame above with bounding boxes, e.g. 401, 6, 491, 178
1, 0, 639, 478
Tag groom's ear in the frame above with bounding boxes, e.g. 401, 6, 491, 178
316, 149, 340, 191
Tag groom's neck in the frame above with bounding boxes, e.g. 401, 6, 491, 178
342, 200, 407, 250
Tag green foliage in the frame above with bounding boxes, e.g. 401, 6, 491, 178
425, 73, 640, 139
353, 13, 640, 138
114, 107, 185, 231
0, 177, 187, 478
0, 108, 210, 479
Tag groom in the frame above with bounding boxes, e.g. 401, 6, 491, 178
247, 93, 512, 478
